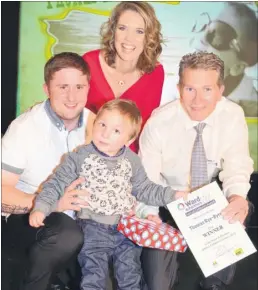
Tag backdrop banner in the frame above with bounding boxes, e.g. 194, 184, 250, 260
18, 1, 258, 169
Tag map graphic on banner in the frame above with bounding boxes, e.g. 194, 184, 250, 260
18, 1, 258, 169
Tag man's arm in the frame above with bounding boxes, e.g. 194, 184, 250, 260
219, 107, 254, 224
33, 151, 81, 216
1, 114, 89, 216
1, 170, 35, 214
1, 168, 89, 215
219, 108, 253, 198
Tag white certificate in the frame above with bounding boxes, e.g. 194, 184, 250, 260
167, 182, 257, 277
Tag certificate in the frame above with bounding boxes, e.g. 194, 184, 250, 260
167, 182, 257, 277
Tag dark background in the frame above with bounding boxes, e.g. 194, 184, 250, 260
1, 1, 20, 135
1, 2, 257, 289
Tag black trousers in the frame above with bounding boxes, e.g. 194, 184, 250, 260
141, 203, 254, 290
2, 212, 83, 290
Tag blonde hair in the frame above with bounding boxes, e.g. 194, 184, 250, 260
179, 51, 224, 86
100, 1, 163, 73
96, 99, 142, 140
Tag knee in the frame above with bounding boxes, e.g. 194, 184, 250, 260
56, 225, 84, 255
36, 214, 84, 258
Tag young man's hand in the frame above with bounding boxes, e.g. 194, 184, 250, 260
29, 211, 46, 228
56, 177, 89, 212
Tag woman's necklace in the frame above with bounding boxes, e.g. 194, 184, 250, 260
118, 80, 126, 86
116, 70, 142, 87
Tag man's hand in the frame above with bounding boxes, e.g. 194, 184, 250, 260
29, 211, 46, 228
221, 195, 249, 225
146, 214, 162, 224
56, 177, 90, 212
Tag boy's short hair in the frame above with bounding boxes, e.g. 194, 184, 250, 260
96, 99, 142, 140
44, 52, 90, 85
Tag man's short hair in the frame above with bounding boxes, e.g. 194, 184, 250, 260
179, 51, 224, 86
44, 52, 90, 85
96, 99, 142, 140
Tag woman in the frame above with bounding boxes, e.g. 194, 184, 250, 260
83, 1, 164, 153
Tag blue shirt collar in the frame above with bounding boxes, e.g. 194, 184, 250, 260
91, 141, 126, 158
44, 99, 83, 131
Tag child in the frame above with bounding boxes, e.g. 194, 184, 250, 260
29, 99, 185, 290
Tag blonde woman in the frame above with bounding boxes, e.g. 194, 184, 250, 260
83, 1, 164, 153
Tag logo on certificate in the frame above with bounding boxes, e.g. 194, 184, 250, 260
234, 248, 244, 256
178, 203, 185, 210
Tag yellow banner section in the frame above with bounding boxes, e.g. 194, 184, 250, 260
246, 118, 258, 124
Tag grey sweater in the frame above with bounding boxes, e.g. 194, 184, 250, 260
34, 142, 176, 224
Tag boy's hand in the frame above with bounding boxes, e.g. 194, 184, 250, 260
174, 191, 189, 201
146, 214, 162, 224
29, 211, 46, 228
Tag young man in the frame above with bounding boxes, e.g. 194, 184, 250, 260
1, 52, 95, 290
138, 51, 254, 290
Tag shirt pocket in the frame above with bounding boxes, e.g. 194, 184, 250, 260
207, 159, 222, 182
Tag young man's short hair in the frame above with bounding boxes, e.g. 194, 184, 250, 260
44, 52, 91, 85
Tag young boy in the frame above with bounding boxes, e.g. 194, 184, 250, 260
29, 99, 184, 290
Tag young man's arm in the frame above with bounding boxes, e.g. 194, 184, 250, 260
1, 114, 89, 216
33, 150, 83, 216
1, 170, 35, 214
1, 116, 36, 214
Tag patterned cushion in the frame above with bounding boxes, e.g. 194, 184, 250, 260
117, 215, 187, 252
